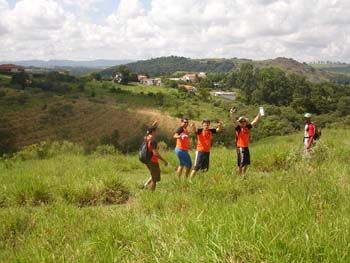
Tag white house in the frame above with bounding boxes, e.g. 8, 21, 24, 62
211, 91, 236, 100
140, 78, 162, 86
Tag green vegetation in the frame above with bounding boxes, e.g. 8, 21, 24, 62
1, 129, 350, 262
101, 56, 237, 77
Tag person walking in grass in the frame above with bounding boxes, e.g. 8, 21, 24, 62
142, 122, 168, 191
303, 113, 316, 154
174, 118, 194, 178
189, 119, 223, 179
230, 107, 261, 176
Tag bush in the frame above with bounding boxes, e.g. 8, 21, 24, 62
12, 141, 83, 161
0, 118, 16, 155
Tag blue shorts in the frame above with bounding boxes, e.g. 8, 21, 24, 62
175, 148, 192, 168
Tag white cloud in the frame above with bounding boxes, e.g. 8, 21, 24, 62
0, 0, 349, 62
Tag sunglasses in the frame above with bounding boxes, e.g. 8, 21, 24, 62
183, 121, 189, 124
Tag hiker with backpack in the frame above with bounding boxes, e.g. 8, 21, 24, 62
230, 106, 262, 176
173, 118, 194, 178
189, 119, 223, 179
139, 121, 168, 191
304, 113, 320, 154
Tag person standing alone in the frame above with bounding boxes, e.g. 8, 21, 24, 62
303, 113, 316, 154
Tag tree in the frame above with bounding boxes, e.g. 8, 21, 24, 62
337, 96, 350, 116
114, 65, 130, 85
237, 63, 257, 103
257, 67, 292, 106
0, 118, 16, 155
11, 72, 30, 89
90, 72, 102, 81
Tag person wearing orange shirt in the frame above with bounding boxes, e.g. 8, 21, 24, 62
173, 118, 194, 177
142, 121, 168, 191
231, 107, 261, 176
189, 119, 223, 179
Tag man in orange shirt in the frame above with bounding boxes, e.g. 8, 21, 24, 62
189, 119, 223, 179
231, 107, 261, 176
173, 118, 194, 177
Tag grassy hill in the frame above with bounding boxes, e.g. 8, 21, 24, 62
0, 79, 230, 152
1, 129, 349, 261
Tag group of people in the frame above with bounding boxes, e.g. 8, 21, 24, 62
142, 109, 318, 191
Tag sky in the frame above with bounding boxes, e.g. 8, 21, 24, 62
0, 0, 349, 62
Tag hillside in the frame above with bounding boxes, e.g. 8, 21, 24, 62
100, 56, 237, 77
0, 59, 133, 69
311, 64, 350, 76
253, 57, 332, 82
101, 56, 333, 82
1, 129, 350, 261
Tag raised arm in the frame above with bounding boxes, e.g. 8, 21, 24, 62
230, 107, 239, 127
190, 123, 197, 133
173, 127, 183, 139
251, 113, 261, 127
216, 121, 223, 132
151, 120, 159, 128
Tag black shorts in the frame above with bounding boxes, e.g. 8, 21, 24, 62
194, 151, 210, 171
237, 147, 250, 167
146, 162, 161, 182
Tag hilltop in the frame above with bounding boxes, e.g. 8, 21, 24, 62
101, 56, 333, 82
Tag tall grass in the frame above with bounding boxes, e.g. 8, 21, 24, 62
0, 129, 350, 262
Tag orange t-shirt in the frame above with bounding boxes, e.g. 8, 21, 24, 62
175, 127, 190, 151
146, 135, 158, 163
196, 128, 217, 152
235, 124, 252, 148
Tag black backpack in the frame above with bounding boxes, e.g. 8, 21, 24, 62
314, 126, 321, 141
139, 141, 153, 164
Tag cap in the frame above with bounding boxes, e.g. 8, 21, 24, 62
238, 116, 248, 122
304, 113, 312, 118
146, 126, 157, 134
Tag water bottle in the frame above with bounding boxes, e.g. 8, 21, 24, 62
259, 107, 265, 116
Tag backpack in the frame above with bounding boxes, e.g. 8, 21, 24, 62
139, 141, 153, 164
313, 126, 321, 141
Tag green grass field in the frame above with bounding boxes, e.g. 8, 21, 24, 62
1, 129, 350, 262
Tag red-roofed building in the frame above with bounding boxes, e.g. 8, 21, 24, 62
181, 73, 197, 83
0, 64, 25, 73
137, 74, 148, 82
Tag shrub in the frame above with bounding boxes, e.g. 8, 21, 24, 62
12, 141, 83, 161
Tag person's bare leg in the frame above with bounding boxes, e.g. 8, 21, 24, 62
149, 180, 156, 191
238, 167, 243, 176
185, 167, 191, 177
189, 169, 197, 179
242, 166, 248, 177
176, 166, 184, 177
144, 177, 152, 188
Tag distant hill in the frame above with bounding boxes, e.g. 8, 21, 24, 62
252, 57, 331, 82
100, 56, 237, 77
0, 59, 133, 69
309, 63, 350, 76
101, 56, 331, 82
